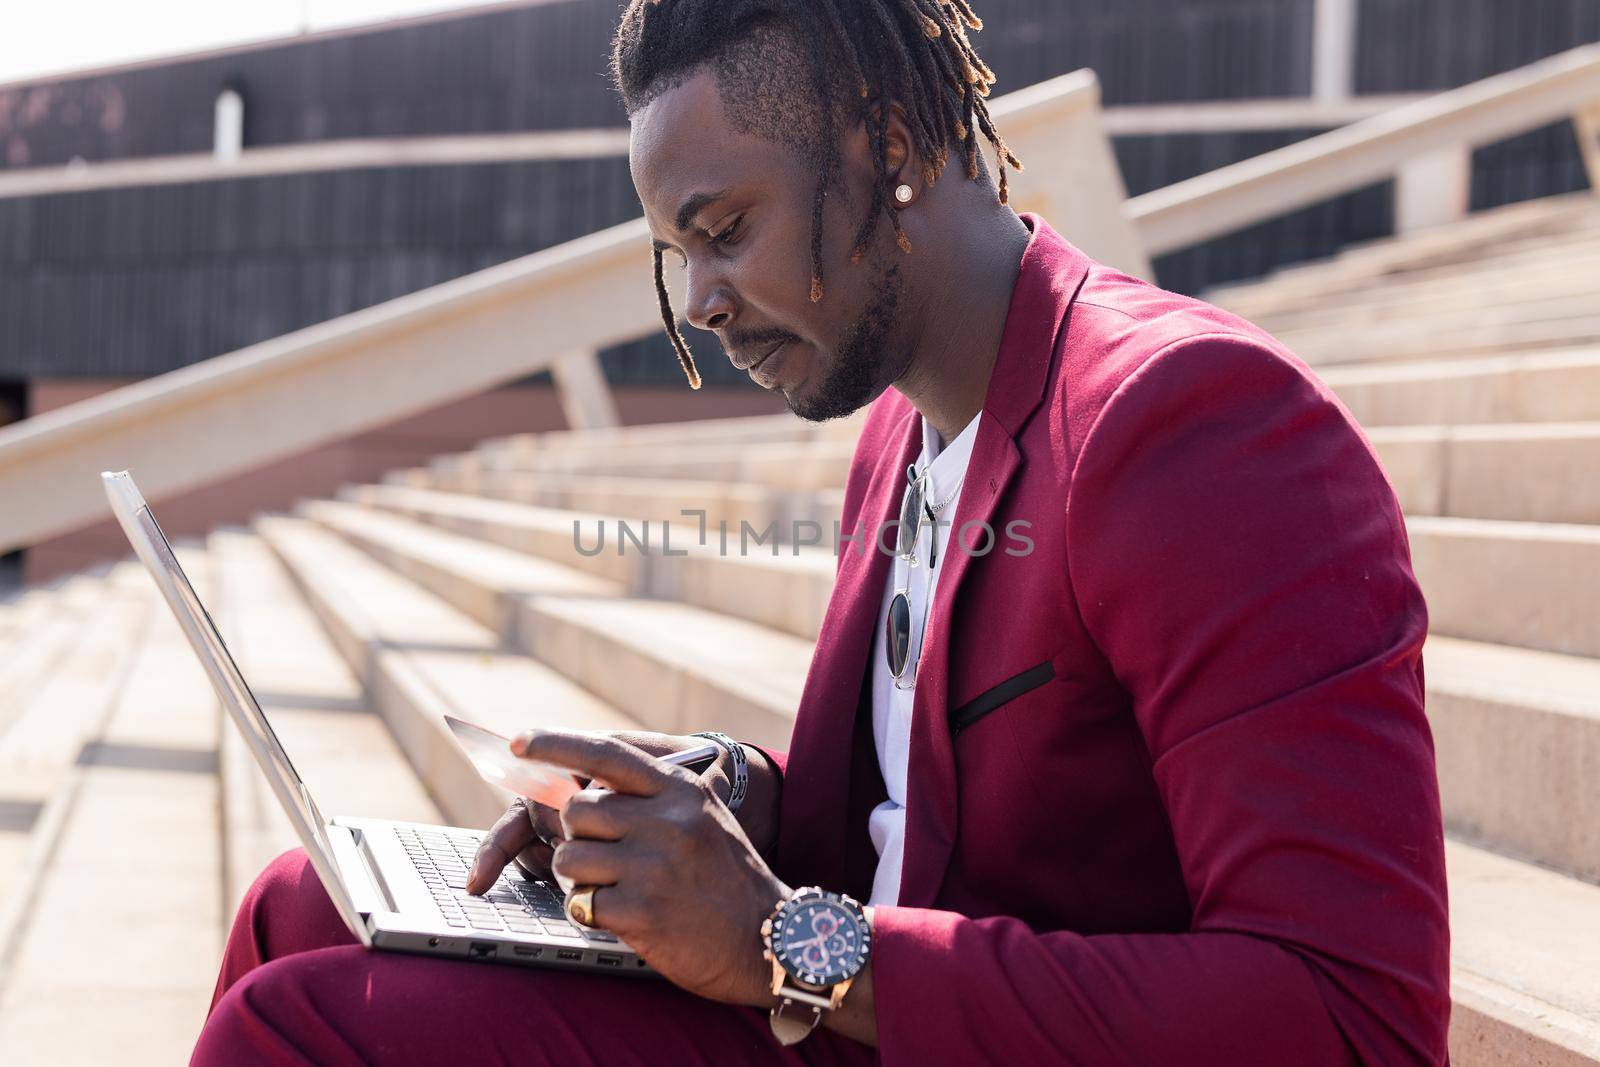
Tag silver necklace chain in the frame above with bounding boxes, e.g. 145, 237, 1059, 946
910, 458, 964, 515
926, 474, 964, 514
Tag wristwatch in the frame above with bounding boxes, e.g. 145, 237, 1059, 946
760, 887, 873, 1046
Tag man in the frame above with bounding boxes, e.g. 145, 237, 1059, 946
195, 1, 1451, 1063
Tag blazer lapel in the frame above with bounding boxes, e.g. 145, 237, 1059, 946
775, 404, 920, 889
895, 423, 1024, 908
896, 214, 1092, 908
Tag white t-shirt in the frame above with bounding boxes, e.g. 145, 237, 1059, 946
866, 410, 982, 907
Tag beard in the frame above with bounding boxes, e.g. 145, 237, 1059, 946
787, 252, 905, 423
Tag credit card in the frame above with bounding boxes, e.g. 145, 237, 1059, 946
443, 715, 585, 808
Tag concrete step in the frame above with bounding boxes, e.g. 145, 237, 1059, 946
1408, 516, 1600, 659
435, 466, 782, 532
467, 437, 855, 493
1254, 266, 1600, 338
340, 484, 648, 589
0, 546, 220, 1065
483, 409, 865, 460
1208, 193, 1600, 315
1371, 423, 1600, 523
428, 466, 846, 545
0, 817, 30, 956
513, 595, 809, 751
210, 529, 442, 914
0, 569, 115, 741
1447, 839, 1600, 1064
255, 514, 642, 829
340, 484, 835, 641
1286, 312, 1600, 368
1281, 192, 1597, 276
1223, 236, 1600, 325
1321, 348, 1600, 427
1428, 635, 1600, 884
296, 496, 812, 749
296, 498, 623, 635
0, 564, 152, 930
0, 586, 59, 650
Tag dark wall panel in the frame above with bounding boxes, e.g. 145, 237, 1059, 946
2, 0, 1318, 172
600, 324, 739, 388
6, 112, 1591, 385
0, 378, 23, 423
1115, 128, 1396, 296
0, 153, 751, 386
0, 0, 620, 169
6, 0, 1596, 172
1356, 0, 1600, 93
0, 158, 639, 271
973, 0, 1315, 104
1470, 120, 1591, 212
0, 157, 638, 378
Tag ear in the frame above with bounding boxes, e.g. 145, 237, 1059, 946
841, 98, 929, 202
877, 100, 925, 195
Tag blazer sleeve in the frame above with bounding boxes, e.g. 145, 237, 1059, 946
868, 334, 1450, 1065
741, 744, 788, 779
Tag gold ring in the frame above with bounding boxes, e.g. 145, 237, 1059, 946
567, 884, 599, 928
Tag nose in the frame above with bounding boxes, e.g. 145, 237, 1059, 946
685, 264, 736, 333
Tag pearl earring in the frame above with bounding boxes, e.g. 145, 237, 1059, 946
894, 183, 914, 204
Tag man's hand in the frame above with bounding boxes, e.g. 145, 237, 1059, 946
467, 728, 779, 890
474, 728, 788, 1008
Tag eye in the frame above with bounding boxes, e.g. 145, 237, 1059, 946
708, 214, 745, 249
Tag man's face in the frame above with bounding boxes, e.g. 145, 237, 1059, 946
630, 69, 909, 421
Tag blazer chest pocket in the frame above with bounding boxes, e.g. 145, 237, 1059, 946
948, 658, 1056, 738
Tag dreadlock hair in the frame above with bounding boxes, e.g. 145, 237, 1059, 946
612, 0, 1022, 389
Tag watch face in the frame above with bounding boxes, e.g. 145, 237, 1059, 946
772, 896, 869, 987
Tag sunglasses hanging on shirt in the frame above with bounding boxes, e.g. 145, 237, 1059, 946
885, 463, 963, 689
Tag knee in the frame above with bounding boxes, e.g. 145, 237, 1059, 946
196, 954, 337, 1065
243, 849, 316, 915
240, 849, 312, 933
231, 848, 350, 961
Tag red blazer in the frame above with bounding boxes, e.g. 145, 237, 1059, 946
757, 214, 1450, 1064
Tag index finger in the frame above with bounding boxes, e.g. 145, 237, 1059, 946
468, 799, 540, 895
511, 729, 674, 798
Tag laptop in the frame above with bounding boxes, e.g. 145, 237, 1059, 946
102, 469, 657, 976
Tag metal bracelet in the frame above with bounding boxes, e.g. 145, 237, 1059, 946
691, 731, 748, 813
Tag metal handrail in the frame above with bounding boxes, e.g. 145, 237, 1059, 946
1128, 43, 1600, 256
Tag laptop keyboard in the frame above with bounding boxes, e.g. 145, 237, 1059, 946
394, 825, 619, 944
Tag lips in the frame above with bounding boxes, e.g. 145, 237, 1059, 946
748, 342, 787, 389
732, 340, 786, 372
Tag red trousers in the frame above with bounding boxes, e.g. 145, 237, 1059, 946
193, 849, 880, 1065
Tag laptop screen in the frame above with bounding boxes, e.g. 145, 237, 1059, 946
102, 470, 370, 945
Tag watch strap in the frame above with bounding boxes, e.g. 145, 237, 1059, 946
769, 990, 828, 1046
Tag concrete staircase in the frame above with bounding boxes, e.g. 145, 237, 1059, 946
1, 193, 1598, 1063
